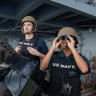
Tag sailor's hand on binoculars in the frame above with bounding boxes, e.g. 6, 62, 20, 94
52, 36, 62, 50
66, 35, 75, 49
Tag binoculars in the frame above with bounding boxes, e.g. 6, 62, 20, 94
20, 46, 29, 56
57, 35, 69, 42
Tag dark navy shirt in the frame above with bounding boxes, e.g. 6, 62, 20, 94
18, 36, 48, 85
49, 51, 90, 73
18, 36, 48, 61
48, 51, 90, 96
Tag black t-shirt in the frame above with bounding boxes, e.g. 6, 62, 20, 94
18, 36, 48, 84
48, 51, 90, 96
18, 36, 48, 62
